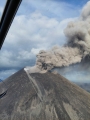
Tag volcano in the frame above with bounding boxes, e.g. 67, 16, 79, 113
0, 68, 90, 120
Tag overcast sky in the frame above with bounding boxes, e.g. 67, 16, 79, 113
0, 0, 90, 83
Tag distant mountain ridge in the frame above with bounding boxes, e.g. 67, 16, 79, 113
0, 69, 90, 120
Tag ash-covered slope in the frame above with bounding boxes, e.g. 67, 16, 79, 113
0, 69, 90, 120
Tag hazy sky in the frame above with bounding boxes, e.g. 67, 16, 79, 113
0, 0, 90, 82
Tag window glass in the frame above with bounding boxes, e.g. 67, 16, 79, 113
0, 0, 90, 85
0, 0, 6, 17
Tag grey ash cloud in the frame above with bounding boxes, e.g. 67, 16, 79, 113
35, 2, 90, 72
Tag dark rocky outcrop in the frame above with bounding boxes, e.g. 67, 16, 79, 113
0, 69, 90, 120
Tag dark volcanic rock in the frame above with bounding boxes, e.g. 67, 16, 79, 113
0, 69, 90, 120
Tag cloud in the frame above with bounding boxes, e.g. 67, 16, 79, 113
53, 61, 90, 83
5, 11, 73, 47
64, 71, 90, 83
0, 0, 79, 79
23, 0, 80, 19
0, 69, 17, 80
1, 11, 75, 70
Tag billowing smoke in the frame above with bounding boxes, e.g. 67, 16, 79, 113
36, 46, 82, 71
25, 2, 90, 73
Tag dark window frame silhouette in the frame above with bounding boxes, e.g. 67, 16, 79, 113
0, 0, 22, 49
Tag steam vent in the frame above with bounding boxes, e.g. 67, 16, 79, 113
0, 69, 90, 120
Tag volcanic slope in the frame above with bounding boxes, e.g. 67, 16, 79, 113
0, 69, 90, 120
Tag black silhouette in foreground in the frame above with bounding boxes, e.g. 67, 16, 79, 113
0, 0, 22, 49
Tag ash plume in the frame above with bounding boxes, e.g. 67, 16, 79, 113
25, 2, 90, 73
36, 46, 82, 71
